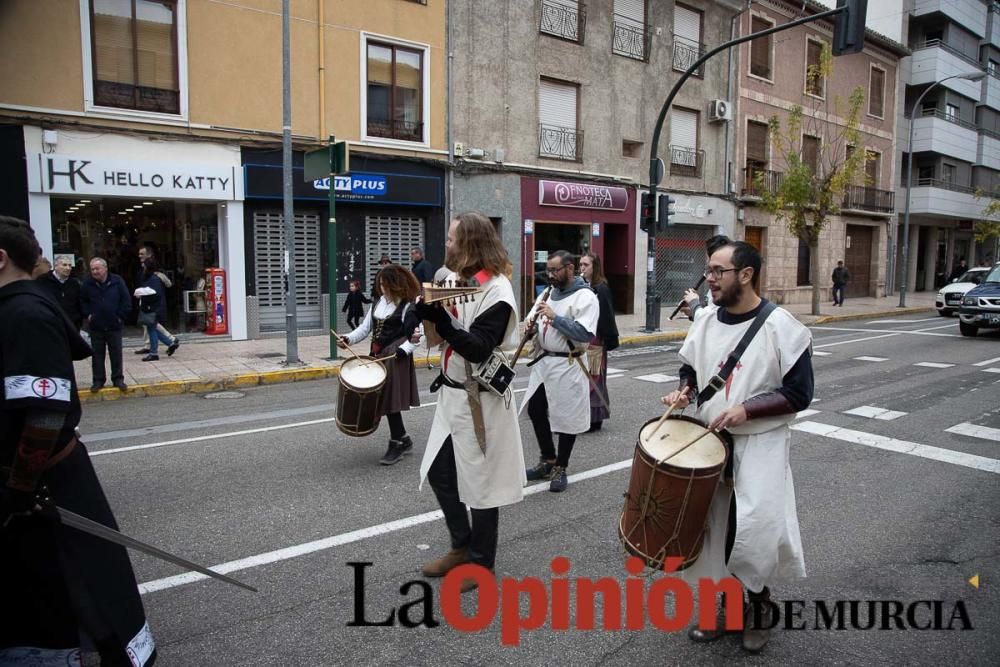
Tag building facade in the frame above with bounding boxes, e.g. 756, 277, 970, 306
0, 0, 447, 340
871, 0, 1000, 291
734, 0, 908, 304
449, 0, 744, 316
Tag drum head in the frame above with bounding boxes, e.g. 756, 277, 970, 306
340, 357, 387, 389
638, 416, 726, 469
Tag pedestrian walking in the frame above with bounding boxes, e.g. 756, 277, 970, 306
134, 246, 180, 357
579, 251, 619, 432
80, 257, 130, 391
342, 279, 372, 329
0, 216, 157, 666
831, 260, 850, 306
411, 246, 435, 284
135, 258, 175, 362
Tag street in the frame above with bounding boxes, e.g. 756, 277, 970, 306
79, 314, 999, 666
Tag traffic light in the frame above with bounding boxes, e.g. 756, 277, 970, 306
640, 191, 656, 235
657, 194, 676, 231
832, 0, 867, 56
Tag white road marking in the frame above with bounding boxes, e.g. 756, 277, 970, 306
812, 326, 959, 338
853, 356, 888, 362
867, 317, 942, 324
605, 367, 626, 374
913, 362, 955, 369
634, 373, 679, 383
842, 405, 907, 421
610, 345, 677, 358
972, 356, 1000, 367
914, 323, 962, 332
795, 409, 820, 419
138, 458, 635, 594
945, 422, 1000, 443
983, 368, 1000, 374
91, 388, 528, 457
792, 421, 1000, 475
814, 333, 900, 348
812, 350, 832, 356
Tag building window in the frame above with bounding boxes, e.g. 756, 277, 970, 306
622, 139, 643, 158
749, 15, 773, 80
865, 150, 881, 187
945, 103, 960, 122
538, 78, 582, 161
365, 40, 425, 143
90, 0, 180, 114
989, 60, 1000, 78
744, 120, 770, 195
540, 0, 586, 43
612, 0, 649, 61
796, 236, 811, 286
942, 163, 956, 185
805, 38, 826, 98
672, 4, 704, 76
669, 107, 701, 177
869, 65, 885, 118
802, 135, 821, 175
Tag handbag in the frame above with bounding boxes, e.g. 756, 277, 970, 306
137, 310, 157, 327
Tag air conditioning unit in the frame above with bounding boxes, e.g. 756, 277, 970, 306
708, 99, 732, 122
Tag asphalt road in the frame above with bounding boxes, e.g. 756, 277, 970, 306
77, 314, 1000, 666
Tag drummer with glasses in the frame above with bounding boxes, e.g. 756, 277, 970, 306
660, 241, 814, 653
338, 264, 422, 465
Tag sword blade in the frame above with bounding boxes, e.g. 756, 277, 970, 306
54, 506, 258, 593
573, 353, 611, 413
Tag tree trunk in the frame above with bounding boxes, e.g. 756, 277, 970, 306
809, 235, 821, 316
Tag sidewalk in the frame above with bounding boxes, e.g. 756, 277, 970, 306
77, 292, 936, 401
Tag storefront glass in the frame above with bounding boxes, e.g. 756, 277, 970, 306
49, 197, 219, 333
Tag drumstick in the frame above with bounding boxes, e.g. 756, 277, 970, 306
330, 329, 371, 366
658, 428, 717, 464
649, 387, 690, 440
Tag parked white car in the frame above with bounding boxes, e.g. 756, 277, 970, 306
936, 267, 991, 316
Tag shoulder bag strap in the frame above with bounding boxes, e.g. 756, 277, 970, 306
697, 301, 777, 406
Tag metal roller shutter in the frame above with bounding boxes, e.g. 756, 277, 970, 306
253, 211, 322, 331
673, 5, 700, 43
365, 216, 425, 290
670, 108, 698, 151
613, 0, 644, 22
538, 79, 577, 130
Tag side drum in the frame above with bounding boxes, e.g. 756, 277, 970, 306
336, 357, 388, 437
618, 415, 730, 570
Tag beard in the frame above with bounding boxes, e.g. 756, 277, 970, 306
711, 281, 743, 308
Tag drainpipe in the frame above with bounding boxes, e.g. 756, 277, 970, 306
724, 1, 752, 217
446, 0, 454, 224
318, 0, 326, 140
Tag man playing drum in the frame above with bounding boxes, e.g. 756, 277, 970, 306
521, 251, 599, 492
414, 212, 525, 592
661, 241, 813, 653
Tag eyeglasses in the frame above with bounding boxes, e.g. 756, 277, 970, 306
703, 266, 740, 280
545, 265, 567, 276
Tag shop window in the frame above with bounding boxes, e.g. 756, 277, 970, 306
365, 39, 426, 143
90, 0, 181, 114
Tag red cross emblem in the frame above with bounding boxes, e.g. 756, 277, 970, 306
31, 377, 58, 398
717, 357, 743, 400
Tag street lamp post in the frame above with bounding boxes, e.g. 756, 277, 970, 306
897, 70, 986, 307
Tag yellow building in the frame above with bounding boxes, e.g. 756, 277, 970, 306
0, 0, 447, 339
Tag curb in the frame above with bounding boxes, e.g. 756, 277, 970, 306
79, 307, 932, 402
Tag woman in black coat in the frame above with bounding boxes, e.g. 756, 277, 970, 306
580, 252, 619, 432
342, 279, 372, 329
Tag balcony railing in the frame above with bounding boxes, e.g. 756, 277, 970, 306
612, 14, 651, 61
913, 177, 978, 194
540, 0, 586, 43
672, 35, 705, 75
741, 167, 783, 197
539, 123, 583, 161
914, 38, 982, 68
367, 118, 424, 142
906, 106, 979, 131
842, 185, 895, 213
668, 145, 704, 178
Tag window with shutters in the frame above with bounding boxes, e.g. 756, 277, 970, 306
749, 15, 773, 80
669, 108, 701, 177
365, 38, 427, 144
88, 0, 181, 115
366, 216, 424, 292
868, 65, 885, 118
802, 135, 821, 175
796, 236, 811, 286
672, 4, 704, 76
805, 38, 826, 98
612, 0, 649, 61
538, 78, 582, 161
540, 0, 586, 43
865, 150, 880, 187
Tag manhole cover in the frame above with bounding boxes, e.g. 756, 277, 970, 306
204, 391, 246, 399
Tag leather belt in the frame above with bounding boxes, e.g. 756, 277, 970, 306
526, 349, 584, 367
430, 373, 487, 393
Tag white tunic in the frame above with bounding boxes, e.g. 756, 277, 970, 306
518, 283, 599, 435
678, 304, 811, 593
418, 273, 526, 509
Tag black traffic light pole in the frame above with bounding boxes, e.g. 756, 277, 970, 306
643, 4, 847, 332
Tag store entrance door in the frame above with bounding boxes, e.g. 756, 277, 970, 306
528, 222, 592, 304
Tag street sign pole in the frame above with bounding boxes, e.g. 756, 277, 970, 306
327, 137, 337, 359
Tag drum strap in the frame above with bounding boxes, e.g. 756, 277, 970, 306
697, 301, 776, 407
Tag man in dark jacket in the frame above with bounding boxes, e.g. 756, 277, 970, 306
36, 256, 83, 329
80, 258, 130, 391
831, 260, 850, 307
411, 247, 435, 284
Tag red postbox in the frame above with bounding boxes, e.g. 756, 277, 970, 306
204, 268, 228, 335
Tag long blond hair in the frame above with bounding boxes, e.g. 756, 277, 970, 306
449, 211, 512, 278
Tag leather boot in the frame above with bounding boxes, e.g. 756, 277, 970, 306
687, 592, 742, 642
742, 588, 773, 653
420, 547, 470, 578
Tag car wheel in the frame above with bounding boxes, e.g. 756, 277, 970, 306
938, 309, 953, 317
959, 321, 977, 337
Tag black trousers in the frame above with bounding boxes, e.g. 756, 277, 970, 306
89, 329, 123, 384
426, 436, 499, 569
527, 386, 576, 467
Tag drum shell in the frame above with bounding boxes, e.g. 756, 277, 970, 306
335, 358, 387, 437
618, 415, 730, 571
